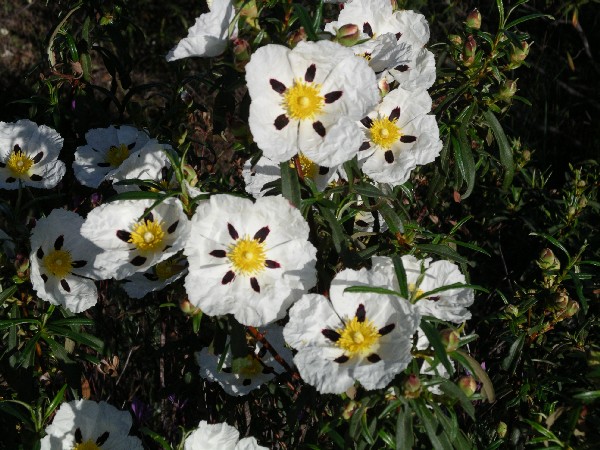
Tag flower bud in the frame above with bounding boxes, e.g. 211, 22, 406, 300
458, 376, 477, 397
233, 39, 251, 71
497, 421, 508, 438
511, 41, 530, 64
498, 79, 518, 101
342, 400, 359, 420
578, 196, 588, 209
564, 300, 580, 318
466, 9, 482, 30
553, 288, 569, 310
378, 77, 390, 97
335, 24, 360, 47
440, 328, 460, 352
537, 248, 560, 271
505, 304, 519, 316
14, 253, 30, 279
288, 27, 307, 47
462, 35, 476, 66
448, 34, 462, 47
403, 374, 421, 398
180, 298, 202, 316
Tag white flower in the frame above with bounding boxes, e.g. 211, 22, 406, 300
0, 119, 65, 190
246, 40, 378, 167
30, 209, 101, 313
358, 87, 442, 186
80, 198, 191, 280
40, 399, 142, 450
109, 142, 171, 194
184, 421, 267, 450
73, 125, 171, 189
120, 254, 187, 299
242, 153, 338, 198
166, 0, 236, 61
283, 266, 420, 394
197, 324, 293, 396
184, 195, 317, 326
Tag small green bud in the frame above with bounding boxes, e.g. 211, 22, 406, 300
440, 328, 460, 352
466, 9, 482, 30
505, 304, 519, 316
578, 196, 588, 209
403, 374, 422, 398
537, 248, 560, 271
553, 289, 569, 310
497, 421, 508, 438
180, 299, 202, 316
232, 39, 251, 71
288, 27, 307, 47
378, 77, 390, 97
462, 35, 477, 66
564, 300, 580, 318
458, 376, 477, 397
511, 41, 530, 63
335, 24, 360, 47
342, 400, 359, 420
449, 34, 462, 46
498, 79, 518, 101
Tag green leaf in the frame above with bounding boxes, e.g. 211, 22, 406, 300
0, 318, 39, 331
292, 4, 319, 41
0, 284, 18, 306
49, 318, 94, 327
413, 399, 452, 450
420, 320, 454, 376
416, 243, 471, 265
317, 203, 346, 253
378, 201, 404, 234
439, 380, 475, 419
43, 384, 68, 422
496, 0, 505, 26
41, 333, 73, 363
454, 105, 477, 199
392, 255, 409, 299
344, 285, 402, 296
529, 232, 570, 261
140, 427, 173, 450
505, 13, 553, 30
280, 161, 301, 207
46, 326, 104, 353
573, 390, 600, 402
451, 349, 496, 402
395, 400, 414, 450
483, 110, 514, 190
522, 419, 561, 443
416, 283, 488, 301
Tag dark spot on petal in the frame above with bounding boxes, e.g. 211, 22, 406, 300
131, 256, 147, 266
210, 250, 227, 258
361, 117, 373, 128
36, 247, 44, 259
359, 141, 371, 151
274, 114, 290, 130
270, 79, 286, 94
96, 432, 110, 446
395, 32, 402, 40
257, 347, 268, 358
313, 121, 326, 137
356, 219, 369, 227
242, 378, 252, 386
13, 144, 21, 152
253, 226, 270, 243
222, 270, 235, 284
6, 177, 16, 183
367, 353, 382, 363
30, 174, 43, 181
117, 230, 131, 242
394, 64, 409, 72
305, 64, 316, 82
265, 260, 280, 269
127, 142, 136, 150
41, 274, 48, 283
322, 329, 341, 342
97, 162, 111, 167
335, 355, 350, 363
319, 166, 330, 175
389, 107, 401, 121
400, 135, 417, 143
144, 212, 154, 222
0, 162, 5, 168
71, 260, 87, 268
379, 323, 395, 336
363, 22, 373, 37
54, 235, 64, 250
167, 221, 179, 234
250, 277, 260, 293
385, 150, 395, 164
262, 366, 275, 374
222, 367, 232, 373
355, 304, 366, 322
228, 223, 239, 240
163, 245, 172, 252
143, 273, 159, 281
324, 91, 343, 104
75, 428, 83, 444
60, 279, 71, 292
32, 152, 43, 164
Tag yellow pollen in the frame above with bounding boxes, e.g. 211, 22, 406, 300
7, 150, 34, 176
129, 219, 165, 252
106, 144, 130, 167
369, 117, 401, 150
336, 316, 381, 357
227, 236, 266, 276
408, 283, 425, 302
283, 79, 324, 120
73, 440, 101, 450
43, 249, 73, 278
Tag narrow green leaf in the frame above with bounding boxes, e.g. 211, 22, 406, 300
496, 0, 505, 26
413, 399, 452, 450
292, 4, 318, 41
483, 110, 514, 190
569, 269, 588, 314
43, 384, 68, 422
378, 201, 404, 234
47, 326, 104, 353
529, 232, 571, 261
505, 13, 553, 30
49, 318, 94, 327
318, 204, 346, 253
416, 283, 488, 301
416, 243, 470, 265
421, 320, 454, 376
280, 161, 301, 207
573, 390, 600, 402
392, 255, 409, 299
0, 318, 39, 331
395, 400, 414, 450
0, 284, 18, 306
344, 285, 402, 297
439, 380, 475, 419
140, 427, 173, 450
41, 334, 73, 363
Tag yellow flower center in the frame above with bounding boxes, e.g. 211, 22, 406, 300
43, 250, 73, 278
227, 236, 266, 276
7, 150, 34, 176
290, 153, 319, 179
106, 144, 130, 167
154, 259, 184, 280
283, 80, 324, 120
129, 219, 165, 252
369, 117, 401, 150
358, 52, 372, 62
408, 283, 425, 302
336, 317, 381, 357
73, 441, 101, 450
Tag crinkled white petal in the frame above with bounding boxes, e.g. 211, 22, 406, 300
80, 198, 191, 280
121, 255, 187, 299
73, 125, 150, 188
324, 0, 392, 39
0, 119, 65, 190
353, 33, 413, 73
184, 195, 316, 326
40, 399, 142, 450
110, 140, 172, 193
385, 47, 436, 91
235, 437, 268, 450
184, 421, 239, 450
387, 9, 430, 47
166, 0, 236, 61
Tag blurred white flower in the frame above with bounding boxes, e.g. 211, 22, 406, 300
184, 420, 267, 450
